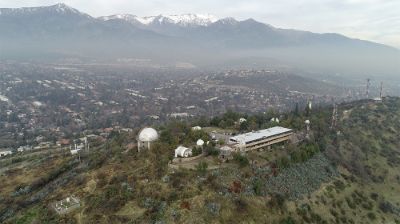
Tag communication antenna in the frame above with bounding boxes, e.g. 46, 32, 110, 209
304, 99, 312, 116
84, 137, 88, 151
366, 79, 371, 99
330, 103, 338, 129
238, 136, 246, 152
379, 81, 383, 99
206, 101, 214, 118
305, 120, 311, 139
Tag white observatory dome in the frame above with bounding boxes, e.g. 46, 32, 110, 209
138, 128, 159, 142
305, 120, 310, 124
196, 139, 205, 146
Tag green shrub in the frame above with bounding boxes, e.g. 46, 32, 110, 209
277, 156, 290, 169
192, 147, 202, 156
268, 193, 286, 210
280, 216, 296, 224
196, 161, 208, 175
206, 147, 220, 156
333, 180, 346, 192
253, 179, 263, 196
367, 212, 376, 220
233, 153, 249, 167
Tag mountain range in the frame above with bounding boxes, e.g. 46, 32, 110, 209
0, 3, 399, 76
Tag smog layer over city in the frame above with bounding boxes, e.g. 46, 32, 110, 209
0, 1, 400, 223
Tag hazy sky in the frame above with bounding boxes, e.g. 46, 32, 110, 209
1, 0, 399, 48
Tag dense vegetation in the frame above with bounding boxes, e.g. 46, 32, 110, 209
1, 98, 400, 223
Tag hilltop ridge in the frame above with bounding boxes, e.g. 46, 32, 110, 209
1, 97, 400, 223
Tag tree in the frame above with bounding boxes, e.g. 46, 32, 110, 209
280, 217, 296, 224
196, 161, 208, 176
294, 103, 299, 116
233, 153, 249, 167
239, 121, 249, 131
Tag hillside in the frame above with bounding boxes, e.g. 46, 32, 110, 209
1, 98, 400, 223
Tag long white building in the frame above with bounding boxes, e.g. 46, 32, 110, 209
0, 149, 13, 157
229, 126, 293, 151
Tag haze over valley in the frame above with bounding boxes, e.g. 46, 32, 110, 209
1, 2, 400, 224
1, 3, 399, 78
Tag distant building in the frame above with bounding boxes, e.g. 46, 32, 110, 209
86, 134, 99, 140
0, 150, 13, 157
174, 146, 192, 158
17, 145, 33, 152
149, 115, 160, 120
57, 139, 71, 147
228, 126, 293, 152
121, 128, 133, 133
36, 141, 52, 149
169, 113, 189, 118
35, 135, 45, 143
70, 143, 82, 155
51, 196, 80, 215
219, 145, 234, 161
373, 97, 382, 102
192, 126, 202, 131
70, 149, 80, 155
270, 117, 280, 123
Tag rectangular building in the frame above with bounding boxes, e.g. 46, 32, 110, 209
229, 126, 293, 151
0, 150, 13, 157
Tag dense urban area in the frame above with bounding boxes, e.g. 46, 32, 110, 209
0, 62, 380, 151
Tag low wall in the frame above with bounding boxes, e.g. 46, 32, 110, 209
172, 153, 204, 164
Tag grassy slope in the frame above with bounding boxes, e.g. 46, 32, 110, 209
1, 98, 400, 223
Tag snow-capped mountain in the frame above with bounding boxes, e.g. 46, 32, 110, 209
1, 3, 399, 76
0, 3, 88, 17
99, 13, 218, 27
213, 17, 239, 25
99, 14, 139, 24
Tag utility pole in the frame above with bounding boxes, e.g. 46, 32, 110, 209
305, 120, 310, 139
366, 78, 371, 99
330, 103, 338, 130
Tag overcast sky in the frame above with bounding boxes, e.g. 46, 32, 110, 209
1, 0, 399, 48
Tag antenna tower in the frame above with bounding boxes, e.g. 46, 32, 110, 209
330, 103, 338, 129
379, 82, 383, 99
366, 78, 371, 99
305, 120, 311, 139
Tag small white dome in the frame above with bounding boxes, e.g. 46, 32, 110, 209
138, 128, 159, 142
196, 139, 205, 146
192, 126, 202, 131
305, 120, 310, 124
239, 118, 247, 123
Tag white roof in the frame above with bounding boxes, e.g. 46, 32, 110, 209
192, 126, 202, 130
230, 126, 292, 144
175, 146, 192, 157
138, 128, 159, 142
220, 145, 233, 151
196, 139, 204, 146
175, 146, 190, 153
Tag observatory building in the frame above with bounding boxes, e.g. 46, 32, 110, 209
137, 127, 159, 151
196, 139, 205, 147
228, 126, 293, 152
174, 146, 193, 158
